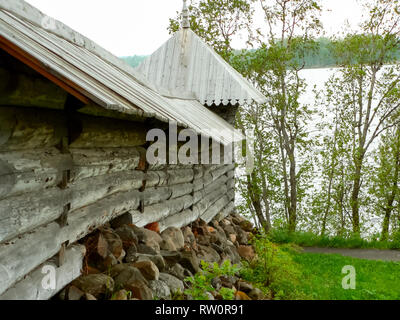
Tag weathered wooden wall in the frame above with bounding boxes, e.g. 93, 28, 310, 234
0, 51, 236, 299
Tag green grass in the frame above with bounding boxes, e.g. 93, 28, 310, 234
290, 252, 400, 300
269, 229, 400, 249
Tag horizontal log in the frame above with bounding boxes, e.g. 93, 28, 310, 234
0, 187, 71, 243
226, 169, 235, 179
70, 171, 144, 211
193, 185, 228, 217
0, 148, 71, 199
0, 245, 85, 300
0, 189, 142, 295
144, 171, 168, 188
167, 169, 194, 185
193, 175, 228, 204
215, 201, 235, 221
69, 114, 147, 148
201, 195, 231, 224
70, 147, 142, 181
159, 209, 199, 232
132, 195, 194, 227
141, 187, 172, 206
147, 163, 194, 171
0, 107, 65, 151
170, 183, 193, 199
0, 171, 144, 243
227, 178, 235, 190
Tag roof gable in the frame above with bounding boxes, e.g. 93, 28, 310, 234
136, 28, 267, 106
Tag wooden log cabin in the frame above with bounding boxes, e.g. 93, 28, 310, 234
0, 0, 266, 299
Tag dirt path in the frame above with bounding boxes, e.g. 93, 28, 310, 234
302, 247, 400, 262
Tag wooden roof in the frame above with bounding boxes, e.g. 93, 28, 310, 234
135, 28, 267, 106
0, 0, 243, 144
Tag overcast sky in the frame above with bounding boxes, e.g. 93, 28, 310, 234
25, 0, 365, 57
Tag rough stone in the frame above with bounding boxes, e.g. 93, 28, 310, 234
110, 265, 148, 288
149, 280, 171, 300
240, 220, 254, 232
236, 281, 254, 294
179, 250, 200, 274
100, 228, 124, 259
137, 243, 159, 255
67, 286, 84, 301
182, 227, 196, 245
72, 274, 114, 298
161, 227, 185, 251
248, 288, 264, 300
126, 252, 166, 271
110, 212, 133, 229
115, 225, 139, 250
197, 244, 221, 264
237, 245, 255, 262
235, 291, 252, 300
160, 238, 177, 251
160, 250, 182, 267
126, 280, 154, 300
159, 273, 185, 294
132, 260, 160, 281
168, 263, 187, 281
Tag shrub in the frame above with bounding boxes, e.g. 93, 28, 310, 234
240, 235, 304, 299
184, 260, 240, 300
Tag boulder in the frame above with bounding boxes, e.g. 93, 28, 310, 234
115, 225, 139, 250
126, 279, 154, 300
110, 265, 148, 289
159, 273, 185, 294
72, 274, 114, 298
240, 220, 254, 232
221, 245, 241, 265
100, 228, 124, 259
237, 245, 255, 262
182, 227, 196, 245
149, 280, 171, 300
161, 227, 185, 251
235, 291, 252, 300
67, 286, 84, 301
84, 293, 97, 300
110, 212, 133, 229
159, 250, 182, 267
236, 280, 254, 294
132, 260, 160, 281
168, 263, 187, 281
197, 245, 221, 264
160, 238, 177, 251
126, 252, 166, 271
179, 250, 200, 274
248, 288, 264, 300
137, 243, 159, 255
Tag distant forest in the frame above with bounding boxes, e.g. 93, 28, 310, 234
121, 38, 400, 70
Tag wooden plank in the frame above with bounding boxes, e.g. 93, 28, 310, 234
215, 201, 235, 221
0, 107, 65, 151
0, 148, 72, 199
159, 209, 199, 232
0, 188, 141, 295
0, 187, 71, 243
201, 195, 230, 224
0, 170, 144, 244
131, 194, 193, 228
69, 115, 147, 148
0, 245, 85, 300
